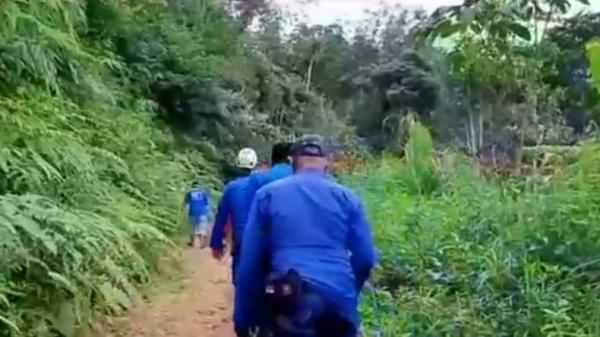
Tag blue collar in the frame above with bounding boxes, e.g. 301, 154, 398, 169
272, 163, 291, 169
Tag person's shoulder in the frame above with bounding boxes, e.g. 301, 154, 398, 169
238, 176, 255, 187
272, 163, 293, 174
223, 180, 235, 190
249, 171, 267, 183
255, 174, 294, 195
324, 179, 361, 203
225, 177, 247, 190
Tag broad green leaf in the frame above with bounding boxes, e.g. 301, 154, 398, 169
586, 39, 600, 94
8, 213, 58, 255
508, 23, 531, 41
48, 272, 76, 294
0, 315, 20, 334
0, 294, 8, 308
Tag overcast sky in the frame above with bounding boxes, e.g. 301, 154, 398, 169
273, 0, 598, 26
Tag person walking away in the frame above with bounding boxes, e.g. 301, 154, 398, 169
222, 155, 254, 185
211, 143, 293, 284
244, 142, 293, 203
184, 181, 211, 248
233, 135, 378, 337
210, 147, 258, 279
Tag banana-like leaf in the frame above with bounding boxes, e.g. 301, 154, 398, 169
586, 39, 600, 94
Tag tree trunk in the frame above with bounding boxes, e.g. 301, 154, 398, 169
467, 109, 477, 156
477, 112, 483, 152
305, 55, 316, 92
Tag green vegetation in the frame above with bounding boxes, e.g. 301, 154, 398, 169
0, 1, 222, 336
353, 122, 600, 336
1, 0, 600, 336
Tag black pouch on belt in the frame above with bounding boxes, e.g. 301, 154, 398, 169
264, 269, 304, 317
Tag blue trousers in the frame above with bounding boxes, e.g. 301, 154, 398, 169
231, 253, 240, 285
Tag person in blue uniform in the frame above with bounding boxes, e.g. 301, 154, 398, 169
211, 143, 293, 283
184, 181, 211, 248
233, 135, 378, 337
244, 142, 293, 205
210, 147, 257, 265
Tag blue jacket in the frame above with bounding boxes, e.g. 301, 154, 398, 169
210, 165, 294, 254
210, 177, 252, 252
185, 187, 210, 217
245, 163, 293, 200
234, 170, 377, 332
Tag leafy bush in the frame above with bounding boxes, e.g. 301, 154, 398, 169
350, 137, 600, 336
0, 1, 220, 336
0, 89, 219, 337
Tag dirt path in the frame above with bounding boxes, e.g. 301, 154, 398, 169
105, 248, 235, 337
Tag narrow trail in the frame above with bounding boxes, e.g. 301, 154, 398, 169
105, 249, 235, 337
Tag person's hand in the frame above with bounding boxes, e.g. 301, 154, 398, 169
212, 248, 225, 261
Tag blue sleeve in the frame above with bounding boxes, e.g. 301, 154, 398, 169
234, 191, 270, 332
347, 195, 377, 291
210, 186, 231, 250
245, 174, 262, 202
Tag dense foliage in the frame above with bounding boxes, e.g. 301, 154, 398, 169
0, 1, 223, 336
253, 0, 598, 153
350, 122, 600, 336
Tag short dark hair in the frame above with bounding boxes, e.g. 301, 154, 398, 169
222, 164, 251, 184
271, 142, 292, 164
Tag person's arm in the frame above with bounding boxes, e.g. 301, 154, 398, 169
347, 194, 378, 292
234, 191, 270, 334
210, 186, 231, 253
245, 174, 261, 203
225, 214, 233, 253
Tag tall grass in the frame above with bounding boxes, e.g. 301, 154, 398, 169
349, 122, 600, 337
0, 90, 219, 337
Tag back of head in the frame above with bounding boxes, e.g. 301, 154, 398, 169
271, 142, 292, 165
291, 134, 329, 173
221, 148, 257, 184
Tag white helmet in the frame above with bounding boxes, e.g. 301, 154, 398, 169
236, 148, 258, 169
